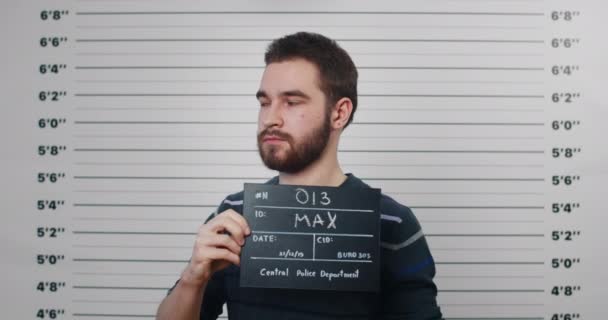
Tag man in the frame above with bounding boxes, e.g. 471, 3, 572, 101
156, 31, 443, 320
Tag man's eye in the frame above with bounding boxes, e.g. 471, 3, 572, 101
259, 101, 270, 107
287, 101, 300, 106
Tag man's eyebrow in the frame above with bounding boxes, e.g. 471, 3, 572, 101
256, 89, 311, 100
279, 90, 311, 100
255, 90, 268, 100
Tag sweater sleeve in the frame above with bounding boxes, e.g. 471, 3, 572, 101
379, 201, 443, 320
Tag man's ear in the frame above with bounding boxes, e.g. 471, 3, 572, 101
331, 97, 353, 130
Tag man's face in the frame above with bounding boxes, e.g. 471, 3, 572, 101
256, 58, 331, 173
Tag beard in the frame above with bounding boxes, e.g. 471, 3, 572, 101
257, 113, 331, 174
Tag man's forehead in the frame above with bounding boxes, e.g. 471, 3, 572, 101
257, 59, 322, 97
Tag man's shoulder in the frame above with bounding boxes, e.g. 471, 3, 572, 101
346, 174, 423, 245
213, 176, 279, 215
379, 193, 420, 229
222, 190, 245, 205
378, 192, 423, 247
350, 175, 420, 228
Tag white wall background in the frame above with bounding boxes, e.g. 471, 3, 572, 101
2, 0, 606, 319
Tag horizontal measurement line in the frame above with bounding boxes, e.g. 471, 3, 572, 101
73, 244, 191, 249
74, 286, 168, 290
72, 259, 544, 265
74, 24, 543, 30
353, 178, 544, 181
437, 275, 544, 279
432, 248, 544, 251
411, 206, 544, 209
363, 66, 545, 70
73, 258, 188, 263
73, 190, 229, 194
352, 122, 544, 126
73, 299, 160, 304
73, 217, 200, 222
75, 38, 544, 44
72, 314, 156, 318
76, 218, 541, 223
364, 94, 543, 98
70, 314, 536, 320
74, 65, 544, 71
71, 190, 544, 196
74, 93, 543, 98
443, 318, 543, 320
74, 93, 251, 96
75, 230, 371, 237
73, 120, 544, 126
72, 258, 544, 265
72, 203, 544, 209
73, 272, 177, 276
72, 148, 544, 153
72, 162, 545, 169
390, 191, 544, 195
72, 176, 544, 181
347, 137, 545, 140
428, 234, 544, 237
76, 66, 262, 69
421, 220, 544, 223
73, 231, 195, 235
440, 289, 544, 292
442, 303, 544, 306
436, 261, 544, 265
71, 231, 543, 237
72, 135, 546, 140
75, 11, 544, 16
74, 53, 545, 58
74, 218, 200, 222
73, 79, 545, 85
74, 203, 216, 208
73, 106, 545, 113
73, 176, 265, 179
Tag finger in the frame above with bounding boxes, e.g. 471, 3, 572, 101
201, 233, 242, 256
207, 209, 250, 236
208, 215, 246, 246
223, 209, 251, 236
201, 247, 240, 266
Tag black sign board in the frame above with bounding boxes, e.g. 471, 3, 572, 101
240, 183, 381, 292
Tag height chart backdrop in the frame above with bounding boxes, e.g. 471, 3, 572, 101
1, 0, 606, 319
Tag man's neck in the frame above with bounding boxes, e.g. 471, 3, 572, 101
278, 158, 346, 187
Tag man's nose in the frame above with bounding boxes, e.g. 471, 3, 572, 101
262, 102, 284, 128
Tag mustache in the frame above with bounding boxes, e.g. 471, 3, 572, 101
258, 128, 292, 142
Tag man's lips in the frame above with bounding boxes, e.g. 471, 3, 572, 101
263, 135, 286, 142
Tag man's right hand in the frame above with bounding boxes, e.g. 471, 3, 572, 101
180, 209, 251, 287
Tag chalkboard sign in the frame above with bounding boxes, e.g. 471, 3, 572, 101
240, 183, 381, 292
